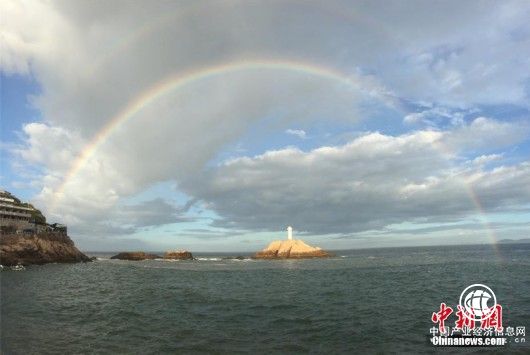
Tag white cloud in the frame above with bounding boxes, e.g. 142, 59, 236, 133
181, 128, 530, 234
471, 154, 503, 166
13, 123, 82, 174
403, 106, 467, 127
3, 0, 530, 239
285, 129, 307, 139
442, 117, 530, 152
13, 70, 381, 235
3, 1, 530, 129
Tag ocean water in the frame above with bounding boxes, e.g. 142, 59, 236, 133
1, 244, 529, 354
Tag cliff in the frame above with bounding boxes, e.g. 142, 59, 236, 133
254, 239, 333, 259
110, 252, 160, 260
0, 233, 91, 266
164, 250, 194, 260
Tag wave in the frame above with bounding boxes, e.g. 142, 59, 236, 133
154, 258, 184, 262
229, 258, 253, 262
196, 257, 222, 261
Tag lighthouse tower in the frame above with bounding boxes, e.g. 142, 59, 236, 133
287, 226, 293, 240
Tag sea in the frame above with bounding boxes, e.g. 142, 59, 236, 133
1, 243, 529, 354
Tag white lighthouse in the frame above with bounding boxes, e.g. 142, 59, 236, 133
287, 226, 293, 240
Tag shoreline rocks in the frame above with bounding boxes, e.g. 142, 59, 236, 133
110, 252, 161, 260
254, 239, 333, 259
164, 250, 194, 260
0, 233, 91, 266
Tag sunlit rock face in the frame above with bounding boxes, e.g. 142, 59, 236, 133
163, 250, 194, 260
254, 239, 332, 259
0, 233, 91, 266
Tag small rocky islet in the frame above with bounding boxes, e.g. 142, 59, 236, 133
253, 239, 333, 259
164, 250, 194, 260
109, 252, 161, 261
110, 250, 195, 261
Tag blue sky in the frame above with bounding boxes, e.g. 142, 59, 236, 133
1, 1, 529, 251
1, 74, 42, 200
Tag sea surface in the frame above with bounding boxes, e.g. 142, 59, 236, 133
1, 243, 529, 354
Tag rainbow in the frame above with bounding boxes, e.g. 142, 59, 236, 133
52, 59, 389, 206
52, 58, 500, 253
430, 139, 501, 253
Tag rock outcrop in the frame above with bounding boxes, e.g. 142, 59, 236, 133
110, 252, 161, 260
254, 239, 333, 259
163, 250, 194, 260
0, 233, 91, 266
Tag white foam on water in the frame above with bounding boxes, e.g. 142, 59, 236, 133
197, 257, 221, 261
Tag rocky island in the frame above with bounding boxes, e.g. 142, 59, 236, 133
0, 190, 90, 266
110, 252, 161, 260
109, 250, 195, 260
254, 226, 333, 259
164, 250, 194, 260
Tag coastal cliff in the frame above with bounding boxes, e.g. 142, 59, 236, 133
254, 239, 332, 259
0, 233, 91, 266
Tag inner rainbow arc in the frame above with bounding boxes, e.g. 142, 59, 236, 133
52, 58, 378, 205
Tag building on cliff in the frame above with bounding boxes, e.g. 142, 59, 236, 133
0, 190, 36, 232
0, 190, 65, 235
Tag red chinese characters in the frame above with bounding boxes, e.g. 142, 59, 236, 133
480, 304, 502, 331
440, 304, 503, 332
432, 303, 453, 333
454, 305, 475, 330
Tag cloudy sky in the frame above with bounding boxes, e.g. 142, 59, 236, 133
1, 0, 529, 251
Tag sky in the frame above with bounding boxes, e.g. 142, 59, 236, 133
1, 0, 529, 252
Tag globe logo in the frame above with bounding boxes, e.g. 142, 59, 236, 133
459, 284, 497, 321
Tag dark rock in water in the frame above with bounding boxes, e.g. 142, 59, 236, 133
221, 255, 248, 260
0, 233, 91, 266
110, 252, 160, 261
164, 250, 194, 260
